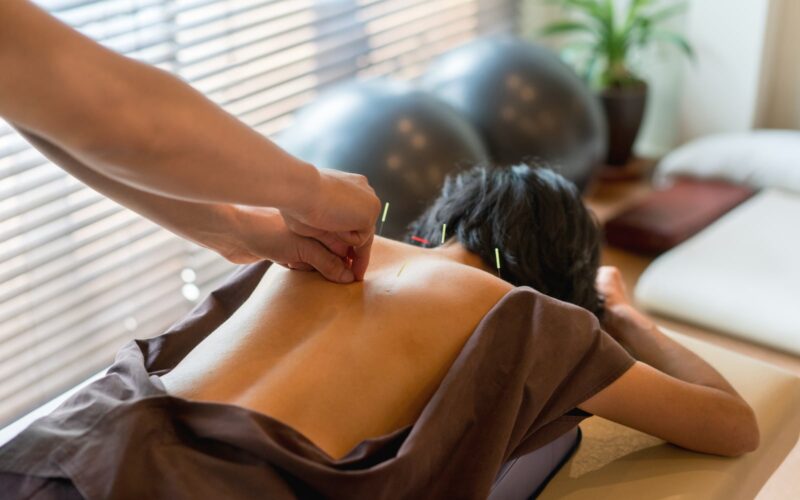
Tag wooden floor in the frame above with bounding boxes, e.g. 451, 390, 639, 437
584, 165, 800, 499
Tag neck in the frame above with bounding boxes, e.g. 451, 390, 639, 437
430, 240, 493, 274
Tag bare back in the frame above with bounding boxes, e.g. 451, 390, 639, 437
161, 238, 512, 459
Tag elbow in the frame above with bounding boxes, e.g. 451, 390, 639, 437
712, 401, 760, 458
729, 403, 760, 457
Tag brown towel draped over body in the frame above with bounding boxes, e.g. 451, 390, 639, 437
0, 261, 634, 499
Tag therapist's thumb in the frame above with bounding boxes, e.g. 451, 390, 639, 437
298, 238, 355, 284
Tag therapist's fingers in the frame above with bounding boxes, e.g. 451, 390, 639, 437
335, 229, 373, 248
349, 233, 373, 281
311, 230, 352, 259
282, 212, 355, 257
296, 237, 355, 283
297, 226, 371, 281
296, 169, 381, 233
281, 168, 380, 252
286, 262, 314, 271
227, 206, 353, 283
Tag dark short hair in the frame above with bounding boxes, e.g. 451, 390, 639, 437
407, 164, 603, 316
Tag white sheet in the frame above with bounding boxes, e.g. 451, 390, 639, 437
635, 189, 800, 355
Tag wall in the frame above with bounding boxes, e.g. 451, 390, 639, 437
757, 0, 800, 129
678, 0, 774, 141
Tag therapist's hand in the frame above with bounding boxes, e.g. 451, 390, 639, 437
279, 168, 381, 281
222, 205, 358, 283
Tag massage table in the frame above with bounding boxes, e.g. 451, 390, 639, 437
540, 328, 800, 499
634, 189, 800, 356
2, 327, 798, 499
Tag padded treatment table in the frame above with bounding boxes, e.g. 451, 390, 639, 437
634, 189, 800, 355
540, 329, 800, 500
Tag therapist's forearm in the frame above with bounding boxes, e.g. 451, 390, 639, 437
0, 0, 317, 211
15, 126, 239, 256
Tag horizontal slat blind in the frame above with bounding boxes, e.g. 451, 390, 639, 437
0, 0, 517, 424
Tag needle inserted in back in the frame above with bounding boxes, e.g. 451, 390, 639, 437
396, 261, 408, 277
411, 236, 430, 245
378, 202, 390, 236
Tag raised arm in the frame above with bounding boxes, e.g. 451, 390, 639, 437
0, 0, 380, 279
578, 267, 759, 457
15, 126, 359, 283
0, 0, 314, 208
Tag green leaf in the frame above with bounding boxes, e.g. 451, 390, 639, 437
561, 40, 597, 52
563, 0, 610, 24
625, 16, 652, 50
624, 0, 653, 38
651, 29, 695, 59
539, 20, 597, 37
545, 0, 694, 75
600, 0, 615, 27
583, 47, 604, 85
644, 2, 688, 25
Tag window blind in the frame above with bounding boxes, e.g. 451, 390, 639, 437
0, 0, 518, 425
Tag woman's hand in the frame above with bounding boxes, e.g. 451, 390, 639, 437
280, 168, 381, 281
596, 266, 656, 347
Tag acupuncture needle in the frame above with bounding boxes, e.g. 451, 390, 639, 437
396, 261, 408, 277
378, 202, 390, 236
411, 235, 430, 246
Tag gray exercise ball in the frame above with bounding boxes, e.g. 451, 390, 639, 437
422, 37, 607, 191
278, 80, 489, 239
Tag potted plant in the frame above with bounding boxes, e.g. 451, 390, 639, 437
540, 0, 694, 165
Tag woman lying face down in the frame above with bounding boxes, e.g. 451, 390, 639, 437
161, 163, 758, 462
0, 163, 760, 499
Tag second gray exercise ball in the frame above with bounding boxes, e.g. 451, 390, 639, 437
278, 80, 489, 239
422, 37, 608, 191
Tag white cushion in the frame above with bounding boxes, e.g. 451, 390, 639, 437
654, 130, 800, 194
634, 189, 800, 355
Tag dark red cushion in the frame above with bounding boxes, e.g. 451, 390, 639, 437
604, 177, 755, 255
